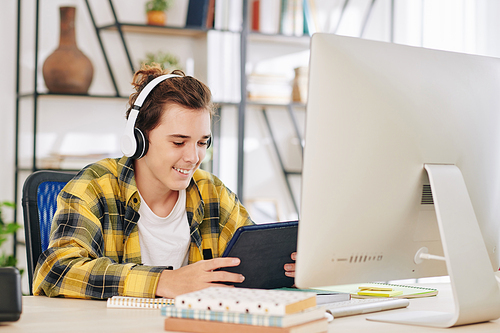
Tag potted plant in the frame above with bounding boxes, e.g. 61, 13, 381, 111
145, 0, 173, 26
0, 201, 21, 270
140, 51, 181, 71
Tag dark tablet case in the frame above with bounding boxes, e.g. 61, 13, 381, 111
219, 220, 298, 289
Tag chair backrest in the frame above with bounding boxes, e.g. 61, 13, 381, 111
22, 170, 75, 295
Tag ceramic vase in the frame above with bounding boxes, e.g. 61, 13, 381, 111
42, 6, 93, 94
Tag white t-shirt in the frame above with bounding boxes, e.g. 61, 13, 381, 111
137, 190, 190, 269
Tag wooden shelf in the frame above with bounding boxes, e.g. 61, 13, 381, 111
99, 23, 208, 38
248, 32, 311, 46
247, 101, 307, 108
18, 92, 128, 99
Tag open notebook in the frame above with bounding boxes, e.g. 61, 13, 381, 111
313, 283, 438, 299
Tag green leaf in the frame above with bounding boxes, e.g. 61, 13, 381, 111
4, 255, 18, 267
140, 51, 180, 71
4, 223, 21, 234
1, 202, 16, 209
145, 0, 172, 12
0, 201, 20, 269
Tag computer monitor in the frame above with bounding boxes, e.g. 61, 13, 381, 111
295, 33, 500, 327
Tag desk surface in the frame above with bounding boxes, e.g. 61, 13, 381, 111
2, 283, 499, 333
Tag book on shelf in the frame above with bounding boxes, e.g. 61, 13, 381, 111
213, 0, 243, 31
106, 296, 174, 309
227, 0, 243, 32
206, 0, 215, 29
292, 0, 304, 36
252, 0, 314, 36
313, 282, 439, 299
251, 0, 260, 32
247, 73, 292, 104
214, 0, 228, 30
303, 0, 317, 35
175, 287, 317, 315
258, 0, 281, 34
161, 305, 325, 328
207, 30, 241, 103
279, 0, 294, 36
185, 0, 211, 28
164, 317, 328, 333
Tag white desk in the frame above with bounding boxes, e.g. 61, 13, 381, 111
3, 283, 499, 333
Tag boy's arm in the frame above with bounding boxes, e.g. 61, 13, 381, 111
32, 191, 164, 299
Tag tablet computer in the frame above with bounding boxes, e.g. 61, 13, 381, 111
219, 220, 298, 289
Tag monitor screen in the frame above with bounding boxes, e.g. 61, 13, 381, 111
295, 34, 500, 290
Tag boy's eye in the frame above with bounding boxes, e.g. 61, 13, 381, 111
173, 142, 184, 146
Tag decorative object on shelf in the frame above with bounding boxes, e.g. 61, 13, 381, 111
139, 51, 181, 71
145, 0, 173, 26
42, 6, 94, 95
292, 66, 308, 103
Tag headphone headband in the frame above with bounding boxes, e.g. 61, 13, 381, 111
134, 74, 181, 108
121, 74, 181, 158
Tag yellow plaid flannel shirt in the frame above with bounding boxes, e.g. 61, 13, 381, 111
33, 156, 253, 299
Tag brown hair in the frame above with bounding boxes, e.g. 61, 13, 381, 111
126, 64, 214, 136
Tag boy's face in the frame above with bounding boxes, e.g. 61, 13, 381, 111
142, 103, 211, 192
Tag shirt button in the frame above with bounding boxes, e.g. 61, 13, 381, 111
133, 198, 138, 203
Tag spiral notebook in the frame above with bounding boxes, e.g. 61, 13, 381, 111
107, 296, 174, 309
313, 283, 438, 299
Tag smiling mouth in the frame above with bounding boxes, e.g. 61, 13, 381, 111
173, 167, 190, 175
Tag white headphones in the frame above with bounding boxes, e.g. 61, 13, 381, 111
120, 74, 181, 159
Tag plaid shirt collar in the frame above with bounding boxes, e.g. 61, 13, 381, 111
116, 155, 205, 251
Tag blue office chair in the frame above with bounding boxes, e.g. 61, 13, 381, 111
22, 170, 75, 295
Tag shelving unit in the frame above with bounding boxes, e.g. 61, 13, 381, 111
13, 0, 239, 258
82, 0, 239, 178
13, 0, 324, 258
84, 0, 213, 86
82, 0, 305, 208
13, 0, 128, 258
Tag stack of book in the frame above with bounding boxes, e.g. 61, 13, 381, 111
161, 287, 328, 332
250, 0, 318, 36
247, 73, 292, 104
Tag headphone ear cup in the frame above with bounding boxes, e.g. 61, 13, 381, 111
132, 128, 148, 159
207, 136, 212, 149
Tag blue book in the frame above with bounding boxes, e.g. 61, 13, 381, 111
185, 0, 210, 28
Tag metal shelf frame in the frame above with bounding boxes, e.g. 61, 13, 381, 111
12, 0, 395, 258
260, 103, 305, 215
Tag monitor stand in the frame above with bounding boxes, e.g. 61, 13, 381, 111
367, 164, 500, 328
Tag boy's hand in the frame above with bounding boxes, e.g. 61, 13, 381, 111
155, 257, 244, 298
284, 252, 297, 278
